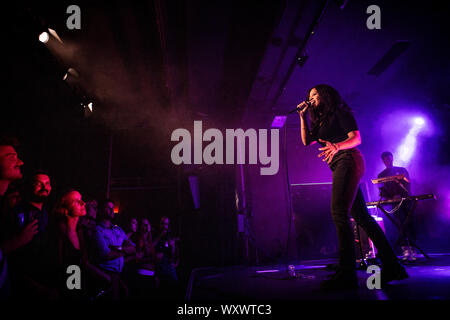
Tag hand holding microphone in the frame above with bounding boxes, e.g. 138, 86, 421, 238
288, 100, 313, 116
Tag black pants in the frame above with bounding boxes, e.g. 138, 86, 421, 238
330, 149, 399, 272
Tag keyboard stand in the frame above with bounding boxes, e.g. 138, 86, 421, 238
374, 199, 430, 260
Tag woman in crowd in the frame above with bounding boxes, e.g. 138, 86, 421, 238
51, 189, 111, 299
137, 218, 155, 265
126, 217, 139, 245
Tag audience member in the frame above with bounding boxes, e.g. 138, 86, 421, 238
137, 218, 154, 263
1, 183, 21, 218
51, 189, 111, 299
79, 198, 98, 240
0, 183, 22, 244
1, 136, 186, 300
93, 199, 136, 299
154, 216, 180, 290
0, 137, 23, 197
0, 136, 24, 298
126, 217, 139, 245
8, 170, 55, 298
13, 170, 51, 237
128, 217, 157, 299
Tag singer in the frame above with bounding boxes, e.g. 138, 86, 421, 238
298, 84, 408, 289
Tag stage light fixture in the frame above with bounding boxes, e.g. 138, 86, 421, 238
296, 54, 309, 67
39, 32, 49, 43
82, 101, 93, 111
47, 28, 63, 44
39, 28, 63, 45
63, 67, 80, 81
271, 116, 287, 128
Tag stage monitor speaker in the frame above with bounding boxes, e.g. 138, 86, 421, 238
292, 183, 338, 260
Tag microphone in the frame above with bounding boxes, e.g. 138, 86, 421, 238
288, 100, 312, 114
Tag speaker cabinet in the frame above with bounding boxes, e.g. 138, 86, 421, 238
292, 183, 338, 260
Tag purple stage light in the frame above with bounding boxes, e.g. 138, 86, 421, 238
414, 117, 425, 126
271, 116, 287, 128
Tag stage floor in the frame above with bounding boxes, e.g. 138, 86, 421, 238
186, 253, 450, 300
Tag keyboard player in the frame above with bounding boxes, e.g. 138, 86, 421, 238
378, 151, 416, 261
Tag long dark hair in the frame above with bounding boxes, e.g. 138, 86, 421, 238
306, 84, 352, 135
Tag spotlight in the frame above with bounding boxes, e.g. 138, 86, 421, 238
82, 102, 93, 112
414, 117, 425, 126
83, 101, 93, 118
38, 32, 49, 43
63, 68, 80, 81
39, 28, 63, 45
